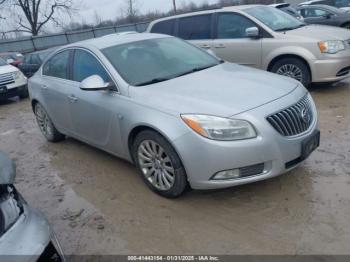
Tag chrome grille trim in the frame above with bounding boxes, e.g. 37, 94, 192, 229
267, 95, 313, 137
0, 73, 14, 86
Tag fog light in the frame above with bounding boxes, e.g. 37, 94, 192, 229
213, 169, 240, 180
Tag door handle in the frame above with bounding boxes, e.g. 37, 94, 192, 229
199, 44, 211, 49
214, 44, 226, 49
41, 85, 48, 90
68, 95, 78, 103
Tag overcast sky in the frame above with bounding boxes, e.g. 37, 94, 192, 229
78, 0, 219, 23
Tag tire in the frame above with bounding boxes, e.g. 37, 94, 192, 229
342, 23, 350, 30
19, 87, 29, 99
133, 130, 188, 198
34, 103, 65, 142
270, 57, 311, 87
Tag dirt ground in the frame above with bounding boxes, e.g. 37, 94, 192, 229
0, 80, 350, 255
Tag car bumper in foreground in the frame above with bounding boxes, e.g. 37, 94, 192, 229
173, 91, 319, 190
0, 205, 64, 262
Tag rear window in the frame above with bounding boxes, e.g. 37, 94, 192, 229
151, 19, 175, 35
178, 15, 212, 40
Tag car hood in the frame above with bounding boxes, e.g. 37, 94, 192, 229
0, 64, 18, 75
131, 63, 300, 117
285, 24, 350, 41
0, 152, 16, 185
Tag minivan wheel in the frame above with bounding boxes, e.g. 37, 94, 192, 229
271, 57, 311, 87
133, 130, 188, 198
34, 103, 65, 142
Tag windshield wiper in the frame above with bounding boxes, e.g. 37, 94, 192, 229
176, 63, 219, 78
135, 77, 171, 86
275, 24, 306, 32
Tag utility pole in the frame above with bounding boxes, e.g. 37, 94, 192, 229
172, 0, 177, 14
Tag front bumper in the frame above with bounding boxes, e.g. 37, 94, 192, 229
0, 205, 64, 262
173, 88, 318, 190
311, 51, 350, 83
0, 76, 27, 99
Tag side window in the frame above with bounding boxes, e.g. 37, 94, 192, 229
178, 15, 212, 40
217, 13, 256, 39
72, 50, 110, 82
301, 8, 329, 17
31, 54, 41, 65
23, 55, 31, 64
43, 50, 70, 79
335, 0, 350, 7
151, 20, 175, 35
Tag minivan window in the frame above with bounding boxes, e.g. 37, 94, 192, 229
151, 19, 175, 35
43, 50, 70, 79
102, 37, 220, 86
178, 15, 212, 40
73, 50, 110, 82
217, 13, 256, 39
246, 6, 305, 31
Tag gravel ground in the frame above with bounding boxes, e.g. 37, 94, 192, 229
0, 80, 349, 255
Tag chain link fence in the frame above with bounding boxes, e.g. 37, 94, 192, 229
0, 22, 150, 54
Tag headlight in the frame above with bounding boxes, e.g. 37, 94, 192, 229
318, 40, 345, 54
12, 71, 22, 80
181, 114, 257, 141
0, 185, 23, 235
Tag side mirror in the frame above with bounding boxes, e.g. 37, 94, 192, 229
80, 75, 110, 91
6, 59, 15, 64
245, 27, 260, 38
0, 152, 16, 184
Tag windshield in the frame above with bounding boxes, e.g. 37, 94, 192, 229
0, 57, 7, 66
102, 37, 220, 86
246, 6, 305, 31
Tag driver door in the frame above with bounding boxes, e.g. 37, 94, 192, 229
211, 12, 262, 68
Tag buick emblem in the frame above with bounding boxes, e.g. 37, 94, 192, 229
300, 107, 311, 124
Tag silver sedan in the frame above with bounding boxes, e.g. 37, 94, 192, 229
28, 33, 320, 198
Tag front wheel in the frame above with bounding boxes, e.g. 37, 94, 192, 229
270, 57, 311, 87
34, 103, 65, 142
133, 130, 188, 198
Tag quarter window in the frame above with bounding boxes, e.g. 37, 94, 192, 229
217, 13, 256, 39
178, 15, 212, 40
151, 20, 175, 35
43, 50, 70, 79
72, 50, 110, 82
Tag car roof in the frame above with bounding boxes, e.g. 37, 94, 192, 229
61, 32, 170, 51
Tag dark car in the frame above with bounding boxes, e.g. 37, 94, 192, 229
299, 0, 350, 11
0, 52, 24, 67
270, 3, 304, 20
19, 48, 57, 78
297, 4, 350, 28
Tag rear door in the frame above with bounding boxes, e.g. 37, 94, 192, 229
177, 14, 214, 51
41, 50, 73, 133
211, 12, 262, 68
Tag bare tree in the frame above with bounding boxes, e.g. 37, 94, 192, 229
0, 0, 77, 36
172, 0, 177, 14
121, 0, 139, 23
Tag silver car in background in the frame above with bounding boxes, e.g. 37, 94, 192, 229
29, 33, 319, 198
0, 152, 64, 261
148, 5, 350, 86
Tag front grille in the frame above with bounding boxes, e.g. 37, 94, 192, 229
0, 72, 14, 86
267, 95, 313, 137
239, 163, 265, 178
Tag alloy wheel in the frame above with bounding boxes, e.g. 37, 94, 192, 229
137, 140, 175, 191
276, 64, 303, 82
35, 105, 53, 138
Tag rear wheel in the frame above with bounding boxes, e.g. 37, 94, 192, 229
34, 103, 65, 142
342, 22, 350, 30
270, 57, 311, 87
133, 130, 188, 198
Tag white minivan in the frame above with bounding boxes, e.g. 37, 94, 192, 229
0, 57, 28, 100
